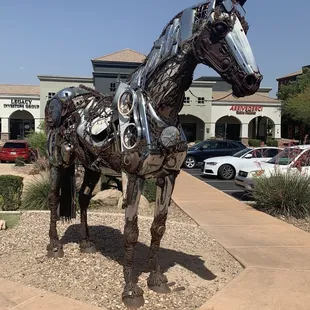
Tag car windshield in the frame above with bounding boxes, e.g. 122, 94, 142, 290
3, 142, 26, 149
267, 147, 303, 165
232, 148, 252, 157
189, 141, 205, 150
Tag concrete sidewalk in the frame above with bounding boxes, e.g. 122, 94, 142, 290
172, 170, 310, 310
0, 278, 106, 310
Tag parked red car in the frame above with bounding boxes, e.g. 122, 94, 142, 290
0, 140, 35, 163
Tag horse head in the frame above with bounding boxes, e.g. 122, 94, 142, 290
192, 0, 262, 97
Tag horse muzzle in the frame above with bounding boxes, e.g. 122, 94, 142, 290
232, 72, 263, 97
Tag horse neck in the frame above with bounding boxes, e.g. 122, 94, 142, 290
143, 53, 198, 122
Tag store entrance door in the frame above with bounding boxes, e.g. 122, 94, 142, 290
9, 111, 35, 140
215, 116, 241, 140
182, 123, 197, 142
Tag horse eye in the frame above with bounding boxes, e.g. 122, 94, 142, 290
212, 21, 229, 38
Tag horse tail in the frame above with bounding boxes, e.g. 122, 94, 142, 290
59, 164, 77, 221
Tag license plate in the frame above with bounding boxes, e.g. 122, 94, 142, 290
11, 152, 16, 155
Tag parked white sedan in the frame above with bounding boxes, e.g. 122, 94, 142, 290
235, 145, 310, 192
201, 146, 282, 180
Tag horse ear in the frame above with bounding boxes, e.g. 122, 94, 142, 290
236, 0, 247, 6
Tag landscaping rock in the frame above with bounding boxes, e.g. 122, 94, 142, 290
0, 220, 6, 230
91, 189, 123, 207
139, 195, 150, 210
0, 212, 243, 310
92, 179, 102, 196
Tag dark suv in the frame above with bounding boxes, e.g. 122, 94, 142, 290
183, 139, 246, 169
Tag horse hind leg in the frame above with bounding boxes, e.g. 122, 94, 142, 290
47, 165, 64, 258
147, 173, 178, 294
78, 168, 101, 253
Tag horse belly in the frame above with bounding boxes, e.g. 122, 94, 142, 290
138, 150, 187, 178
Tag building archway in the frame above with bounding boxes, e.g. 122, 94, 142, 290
179, 114, 204, 142
215, 116, 241, 140
248, 116, 275, 142
9, 110, 34, 140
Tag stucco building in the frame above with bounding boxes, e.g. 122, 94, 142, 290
0, 48, 281, 145
181, 77, 281, 144
0, 84, 41, 141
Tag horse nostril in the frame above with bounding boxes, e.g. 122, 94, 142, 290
245, 74, 256, 87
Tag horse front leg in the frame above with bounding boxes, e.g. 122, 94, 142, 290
47, 165, 63, 258
147, 172, 178, 293
122, 174, 145, 309
79, 168, 101, 253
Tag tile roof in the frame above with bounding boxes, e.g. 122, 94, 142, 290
93, 48, 146, 63
0, 84, 40, 96
212, 91, 280, 103
277, 69, 303, 81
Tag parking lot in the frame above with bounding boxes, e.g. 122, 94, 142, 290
183, 168, 253, 202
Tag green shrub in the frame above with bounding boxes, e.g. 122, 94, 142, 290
25, 121, 47, 157
248, 139, 261, 147
31, 157, 49, 174
143, 179, 157, 202
22, 172, 81, 210
0, 175, 23, 211
253, 171, 310, 218
22, 173, 50, 210
15, 156, 25, 166
267, 139, 278, 147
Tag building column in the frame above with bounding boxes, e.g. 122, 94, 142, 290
1, 118, 9, 142
241, 123, 249, 145
35, 119, 43, 131
204, 122, 214, 139
204, 123, 210, 139
209, 122, 216, 139
274, 124, 281, 139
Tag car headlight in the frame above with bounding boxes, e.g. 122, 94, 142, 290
206, 162, 218, 166
249, 170, 265, 177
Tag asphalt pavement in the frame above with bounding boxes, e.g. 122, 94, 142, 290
182, 167, 254, 202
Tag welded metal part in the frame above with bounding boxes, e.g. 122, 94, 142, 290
44, 1, 262, 307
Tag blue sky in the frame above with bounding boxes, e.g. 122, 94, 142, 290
0, 0, 309, 97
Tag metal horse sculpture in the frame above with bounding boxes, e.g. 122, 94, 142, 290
45, 0, 262, 308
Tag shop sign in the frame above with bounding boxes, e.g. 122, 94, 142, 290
3, 99, 40, 109
230, 105, 263, 115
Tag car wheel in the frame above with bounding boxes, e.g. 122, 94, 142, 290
184, 156, 196, 169
218, 164, 235, 180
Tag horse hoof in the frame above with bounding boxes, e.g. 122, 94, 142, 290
47, 248, 64, 258
148, 282, 171, 294
122, 296, 145, 309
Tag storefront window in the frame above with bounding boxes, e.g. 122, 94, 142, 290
10, 119, 34, 140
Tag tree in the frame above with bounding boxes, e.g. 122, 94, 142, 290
25, 121, 47, 157
278, 68, 310, 101
278, 68, 310, 124
284, 85, 310, 124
